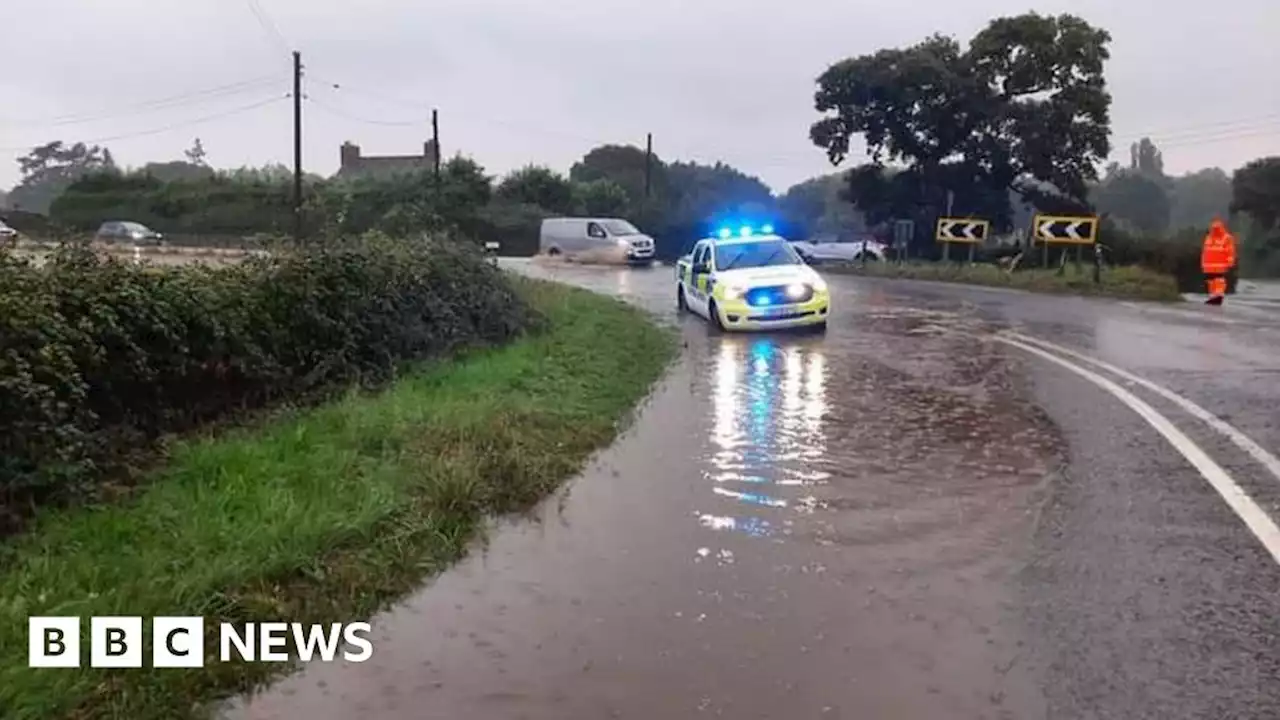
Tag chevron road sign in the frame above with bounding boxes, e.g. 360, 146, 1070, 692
935, 218, 989, 243
1034, 215, 1098, 244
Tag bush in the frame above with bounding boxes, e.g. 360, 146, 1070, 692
0, 233, 538, 529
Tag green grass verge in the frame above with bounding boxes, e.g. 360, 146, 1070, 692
0, 278, 677, 720
822, 260, 1183, 301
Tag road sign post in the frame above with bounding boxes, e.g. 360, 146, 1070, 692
935, 218, 989, 263
892, 220, 914, 262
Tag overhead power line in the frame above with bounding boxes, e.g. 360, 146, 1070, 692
0, 95, 289, 154
245, 0, 292, 55
1114, 113, 1280, 145
306, 96, 430, 127
0, 77, 284, 127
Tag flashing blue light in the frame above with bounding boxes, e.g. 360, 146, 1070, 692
718, 227, 732, 239
761, 224, 775, 234
740, 226, 753, 237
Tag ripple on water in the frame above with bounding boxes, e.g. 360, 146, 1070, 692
691, 308, 1062, 562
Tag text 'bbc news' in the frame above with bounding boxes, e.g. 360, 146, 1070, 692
29, 617, 373, 668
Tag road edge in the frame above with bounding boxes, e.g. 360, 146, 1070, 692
0, 280, 679, 720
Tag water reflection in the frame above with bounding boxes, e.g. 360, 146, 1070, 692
700, 335, 830, 538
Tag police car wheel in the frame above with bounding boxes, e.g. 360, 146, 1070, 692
677, 286, 687, 311
708, 300, 726, 332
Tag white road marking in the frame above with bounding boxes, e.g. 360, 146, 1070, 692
1004, 332, 1280, 486
996, 335, 1280, 566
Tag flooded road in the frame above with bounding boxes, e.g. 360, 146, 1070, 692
226, 263, 1280, 720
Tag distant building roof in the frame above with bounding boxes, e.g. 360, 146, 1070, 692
336, 140, 439, 179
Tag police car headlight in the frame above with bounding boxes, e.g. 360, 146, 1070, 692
786, 283, 807, 299
723, 285, 746, 300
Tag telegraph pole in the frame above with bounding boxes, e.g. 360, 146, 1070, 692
432, 109, 441, 197
644, 133, 653, 199
292, 50, 303, 241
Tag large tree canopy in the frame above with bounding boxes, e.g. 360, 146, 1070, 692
496, 165, 574, 214
663, 161, 774, 230
571, 178, 630, 216
1169, 167, 1231, 230
1091, 171, 1171, 235
9, 141, 117, 214
810, 12, 1112, 228
569, 144, 667, 210
779, 174, 866, 239
1232, 157, 1280, 232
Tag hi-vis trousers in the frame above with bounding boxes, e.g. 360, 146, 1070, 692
1204, 273, 1227, 299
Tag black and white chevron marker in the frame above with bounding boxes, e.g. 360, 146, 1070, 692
936, 218, 989, 242
1035, 216, 1097, 243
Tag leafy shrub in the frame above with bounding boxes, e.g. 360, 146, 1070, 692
0, 233, 538, 529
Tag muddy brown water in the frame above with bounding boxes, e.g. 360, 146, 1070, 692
223, 261, 1065, 719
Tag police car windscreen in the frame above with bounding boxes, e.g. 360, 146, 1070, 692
602, 219, 640, 235
716, 240, 802, 271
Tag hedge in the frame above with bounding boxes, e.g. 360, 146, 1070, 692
0, 233, 538, 531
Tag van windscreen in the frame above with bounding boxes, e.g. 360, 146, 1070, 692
601, 220, 639, 236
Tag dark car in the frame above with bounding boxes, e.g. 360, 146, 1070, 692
95, 221, 165, 246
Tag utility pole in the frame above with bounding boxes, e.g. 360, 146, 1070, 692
292, 50, 303, 241
644, 133, 653, 199
432, 109, 441, 196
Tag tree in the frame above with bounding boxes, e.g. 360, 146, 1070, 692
141, 161, 215, 183
438, 155, 492, 211
810, 13, 1112, 227
1168, 167, 1231, 230
1091, 171, 1171, 235
8, 141, 117, 214
1231, 157, 1280, 232
225, 163, 294, 184
569, 144, 666, 209
572, 179, 630, 216
663, 161, 774, 230
495, 165, 574, 214
1130, 138, 1164, 179
780, 173, 866, 239
0, 188, 8, 209
184, 138, 208, 166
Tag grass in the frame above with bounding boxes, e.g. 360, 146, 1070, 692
822, 259, 1183, 301
0, 278, 677, 720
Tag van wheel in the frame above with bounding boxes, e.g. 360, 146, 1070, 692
677, 286, 687, 311
708, 299, 726, 332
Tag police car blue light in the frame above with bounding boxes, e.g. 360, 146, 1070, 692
715, 223, 777, 239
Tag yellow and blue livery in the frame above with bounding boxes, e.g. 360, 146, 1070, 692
675, 228, 830, 332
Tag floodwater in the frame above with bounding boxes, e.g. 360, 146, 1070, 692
224, 261, 1065, 719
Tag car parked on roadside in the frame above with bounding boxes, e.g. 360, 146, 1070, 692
95, 221, 165, 246
0, 219, 18, 244
787, 233, 886, 264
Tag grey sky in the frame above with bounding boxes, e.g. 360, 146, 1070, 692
3, 0, 1277, 193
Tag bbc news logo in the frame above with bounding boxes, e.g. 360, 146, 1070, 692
29, 617, 373, 668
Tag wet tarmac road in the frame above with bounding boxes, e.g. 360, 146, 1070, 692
225, 262, 1280, 720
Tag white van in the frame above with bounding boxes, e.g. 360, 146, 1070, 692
539, 217, 656, 264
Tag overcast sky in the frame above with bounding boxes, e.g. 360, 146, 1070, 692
2, 0, 1277, 193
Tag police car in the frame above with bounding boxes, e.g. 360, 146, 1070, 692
675, 225, 830, 332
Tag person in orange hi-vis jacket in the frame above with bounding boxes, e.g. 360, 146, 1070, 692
1201, 217, 1237, 305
